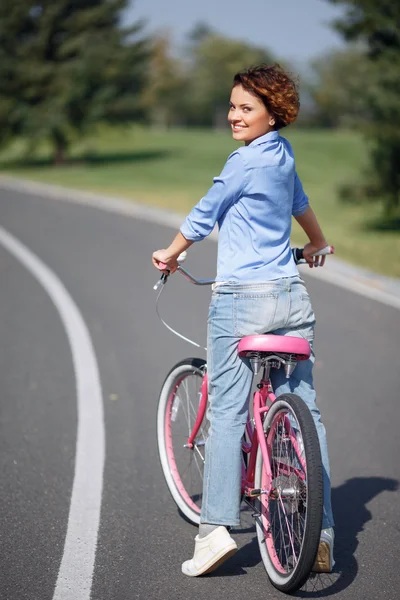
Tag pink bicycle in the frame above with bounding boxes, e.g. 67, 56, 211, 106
155, 247, 333, 593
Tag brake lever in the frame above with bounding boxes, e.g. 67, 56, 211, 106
153, 261, 170, 291
153, 273, 168, 291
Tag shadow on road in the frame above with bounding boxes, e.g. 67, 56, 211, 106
297, 476, 399, 597
200, 476, 399, 593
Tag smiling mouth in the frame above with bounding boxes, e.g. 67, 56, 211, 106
231, 124, 247, 131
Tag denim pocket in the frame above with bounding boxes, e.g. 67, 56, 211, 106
300, 292, 316, 328
233, 292, 279, 337
207, 292, 220, 324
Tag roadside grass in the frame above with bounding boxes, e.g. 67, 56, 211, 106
1, 125, 399, 278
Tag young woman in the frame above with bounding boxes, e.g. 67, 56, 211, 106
152, 64, 335, 577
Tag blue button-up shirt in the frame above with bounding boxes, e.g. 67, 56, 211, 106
180, 130, 309, 282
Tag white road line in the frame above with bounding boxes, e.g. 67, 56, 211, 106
1, 175, 400, 311
0, 225, 105, 600
307, 266, 400, 311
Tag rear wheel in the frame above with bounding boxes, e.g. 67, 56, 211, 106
157, 358, 207, 525
255, 393, 323, 593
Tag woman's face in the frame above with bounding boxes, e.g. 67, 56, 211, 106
228, 84, 275, 145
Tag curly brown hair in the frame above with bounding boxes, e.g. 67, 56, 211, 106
233, 64, 300, 129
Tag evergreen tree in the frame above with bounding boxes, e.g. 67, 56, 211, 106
142, 34, 187, 128
328, 0, 400, 215
0, 0, 149, 163
185, 28, 275, 128
309, 49, 371, 128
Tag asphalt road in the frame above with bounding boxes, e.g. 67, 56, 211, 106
1, 187, 399, 600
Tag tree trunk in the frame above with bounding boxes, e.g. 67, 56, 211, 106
52, 130, 68, 166
384, 191, 400, 218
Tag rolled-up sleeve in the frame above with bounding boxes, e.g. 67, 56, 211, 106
180, 152, 245, 241
292, 171, 309, 217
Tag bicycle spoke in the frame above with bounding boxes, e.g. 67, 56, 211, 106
254, 394, 323, 592
181, 378, 192, 436
267, 409, 309, 573
160, 364, 207, 519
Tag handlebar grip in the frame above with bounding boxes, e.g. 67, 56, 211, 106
292, 245, 334, 265
159, 252, 187, 270
312, 245, 334, 257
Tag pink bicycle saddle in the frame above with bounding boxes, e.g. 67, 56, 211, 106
238, 335, 311, 360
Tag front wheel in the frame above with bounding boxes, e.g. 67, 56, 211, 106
157, 358, 207, 525
255, 393, 323, 593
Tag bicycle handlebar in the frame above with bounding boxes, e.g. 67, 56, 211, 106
292, 245, 334, 264
153, 245, 334, 290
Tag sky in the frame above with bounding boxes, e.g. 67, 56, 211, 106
125, 0, 346, 67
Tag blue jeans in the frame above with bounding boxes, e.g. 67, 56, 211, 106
200, 276, 334, 530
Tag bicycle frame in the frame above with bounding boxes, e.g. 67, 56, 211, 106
186, 365, 305, 501
155, 252, 330, 588
155, 252, 319, 508
245, 378, 275, 497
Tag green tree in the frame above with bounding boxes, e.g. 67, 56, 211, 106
142, 33, 187, 128
328, 0, 400, 215
0, 0, 149, 163
309, 49, 371, 128
185, 27, 275, 127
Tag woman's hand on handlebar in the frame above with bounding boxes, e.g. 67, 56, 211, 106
152, 249, 179, 274
302, 242, 329, 268
152, 232, 193, 274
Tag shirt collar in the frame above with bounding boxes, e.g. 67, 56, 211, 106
248, 130, 279, 147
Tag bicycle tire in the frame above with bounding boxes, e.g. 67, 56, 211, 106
255, 393, 323, 593
157, 358, 207, 525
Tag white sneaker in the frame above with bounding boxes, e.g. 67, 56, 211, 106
182, 526, 238, 577
313, 527, 335, 573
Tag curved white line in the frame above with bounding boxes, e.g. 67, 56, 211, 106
0, 225, 105, 600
